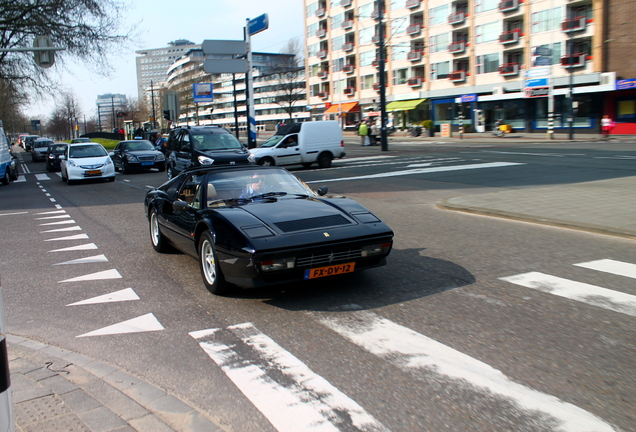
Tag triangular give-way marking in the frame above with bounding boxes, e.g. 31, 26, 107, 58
49, 243, 98, 252
54, 254, 108, 266
76, 313, 164, 337
45, 234, 89, 242
67, 288, 139, 306
41, 226, 82, 233
59, 269, 122, 283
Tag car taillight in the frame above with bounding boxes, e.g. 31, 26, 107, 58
341, 140, 344, 147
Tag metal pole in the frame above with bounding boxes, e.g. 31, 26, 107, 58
233, 74, 240, 139
568, 38, 574, 140
150, 80, 157, 131
245, 22, 256, 148
377, 0, 389, 151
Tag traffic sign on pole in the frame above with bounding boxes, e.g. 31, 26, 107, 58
248, 14, 269, 36
33, 36, 55, 68
201, 40, 246, 55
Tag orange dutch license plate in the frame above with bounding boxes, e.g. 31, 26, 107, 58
304, 262, 356, 280
86, 170, 101, 175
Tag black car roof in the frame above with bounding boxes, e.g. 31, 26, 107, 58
179, 125, 232, 134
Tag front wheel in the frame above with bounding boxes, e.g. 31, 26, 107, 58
122, 161, 130, 174
258, 157, 275, 167
149, 209, 171, 252
166, 165, 175, 180
1, 171, 10, 186
317, 152, 333, 168
198, 231, 230, 295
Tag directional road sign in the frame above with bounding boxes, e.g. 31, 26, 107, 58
203, 58, 247, 74
201, 40, 246, 56
248, 14, 269, 36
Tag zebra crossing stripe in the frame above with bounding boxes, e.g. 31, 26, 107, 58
574, 259, 636, 279
318, 311, 616, 432
189, 323, 388, 432
500, 272, 636, 317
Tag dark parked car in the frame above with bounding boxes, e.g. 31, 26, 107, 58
165, 125, 254, 180
45, 143, 68, 171
144, 165, 393, 294
109, 140, 165, 173
31, 138, 54, 161
23, 135, 39, 151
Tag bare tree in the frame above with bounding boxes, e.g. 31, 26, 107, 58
0, 0, 135, 104
268, 39, 306, 121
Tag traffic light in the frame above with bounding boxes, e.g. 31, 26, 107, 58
163, 110, 171, 121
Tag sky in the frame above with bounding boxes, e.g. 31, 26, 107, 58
25, 0, 305, 119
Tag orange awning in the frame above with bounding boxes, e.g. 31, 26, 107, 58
324, 102, 360, 114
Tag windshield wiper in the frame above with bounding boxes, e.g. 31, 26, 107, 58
249, 191, 288, 201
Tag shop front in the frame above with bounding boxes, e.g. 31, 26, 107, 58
323, 102, 360, 129
604, 79, 636, 134
385, 98, 428, 129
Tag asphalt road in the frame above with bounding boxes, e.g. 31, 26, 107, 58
1, 142, 635, 432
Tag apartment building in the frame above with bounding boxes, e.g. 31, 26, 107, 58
304, 0, 634, 133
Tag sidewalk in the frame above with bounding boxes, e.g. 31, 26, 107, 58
7, 335, 225, 432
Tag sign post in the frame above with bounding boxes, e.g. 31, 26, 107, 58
245, 14, 268, 149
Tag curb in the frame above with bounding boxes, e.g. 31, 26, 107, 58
7, 335, 226, 432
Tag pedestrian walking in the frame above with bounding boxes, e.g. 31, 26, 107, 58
601, 115, 614, 139
369, 122, 379, 146
358, 120, 369, 146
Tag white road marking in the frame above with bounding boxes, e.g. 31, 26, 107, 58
319, 311, 616, 432
574, 259, 636, 279
35, 214, 71, 220
13, 176, 26, 182
40, 226, 82, 233
39, 220, 76, 226
0, 212, 28, 217
67, 288, 139, 306
77, 313, 164, 337
48, 243, 98, 252
59, 268, 122, 283
53, 254, 108, 265
35, 210, 66, 215
44, 234, 89, 241
306, 162, 523, 184
34, 174, 50, 180
335, 155, 396, 163
500, 272, 636, 317
190, 323, 388, 432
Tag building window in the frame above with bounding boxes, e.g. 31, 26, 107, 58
359, 26, 374, 45
331, 13, 344, 30
360, 50, 375, 67
391, 43, 409, 61
430, 61, 450, 79
332, 57, 345, 72
475, 22, 500, 44
429, 4, 450, 26
429, 33, 450, 53
531, 7, 562, 34
362, 74, 375, 90
358, 2, 373, 19
393, 69, 409, 85
476, 53, 499, 73
475, 0, 498, 14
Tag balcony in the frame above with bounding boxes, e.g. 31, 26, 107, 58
318, 91, 329, 99
317, 70, 329, 79
341, 19, 354, 30
406, 24, 423, 36
372, 34, 382, 44
406, 0, 421, 8
499, 30, 520, 44
372, 58, 386, 67
340, 0, 352, 7
498, 0, 519, 12
448, 41, 466, 53
317, 49, 328, 58
407, 76, 423, 87
371, 9, 382, 20
562, 16, 587, 32
372, 82, 382, 91
499, 63, 520, 76
343, 64, 355, 73
344, 87, 356, 95
316, 28, 327, 38
448, 11, 466, 25
407, 50, 423, 61
316, 7, 326, 17
342, 42, 354, 52
448, 70, 467, 82
561, 53, 587, 68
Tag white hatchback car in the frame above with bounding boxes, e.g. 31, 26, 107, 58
60, 143, 115, 184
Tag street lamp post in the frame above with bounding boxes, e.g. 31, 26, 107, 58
150, 80, 157, 130
377, 0, 389, 151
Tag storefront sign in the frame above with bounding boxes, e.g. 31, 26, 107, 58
526, 67, 550, 78
525, 78, 548, 88
524, 87, 549, 98
616, 79, 636, 90
460, 94, 478, 103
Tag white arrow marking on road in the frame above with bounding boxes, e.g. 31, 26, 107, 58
59, 269, 122, 283
53, 254, 108, 266
319, 311, 617, 432
49, 243, 98, 252
500, 272, 636, 317
35, 174, 51, 180
574, 259, 636, 279
190, 323, 388, 432
45, 234, 89, 241
76, 313, 164, 337
36, 210, 66, 215
39, 220, 76, 226
40, 226, 82, 233
35, 214, 70, 220
67, 288, 139, 306
306, 162, 524, 184
0, 212, 28, 217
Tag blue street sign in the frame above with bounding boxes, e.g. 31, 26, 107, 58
525, 78, 548, 88
616, 79, 636, 90
193, 83, 214, 103
248, 14, 269, 36
460, 94, 478, 103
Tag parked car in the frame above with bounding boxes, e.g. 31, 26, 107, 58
109, 140, 165, 173
144, 164, 393, 294
45, 143, 68, 171
0, 126, 18, 185
23, 135, 39, 151
17, 133, 29, 148
31, 138, 54, 161
251, 121, 345, 168
71, 137, 92, 143
60, 142, 115, 184
165, 125, 254, 180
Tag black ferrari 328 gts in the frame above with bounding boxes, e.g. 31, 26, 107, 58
144, 165, 393, 294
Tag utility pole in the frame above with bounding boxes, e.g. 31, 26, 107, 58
567, 36, 574, 140
150, 80, 157, 130
111, 95, 115, 131
377, 0, 389, 151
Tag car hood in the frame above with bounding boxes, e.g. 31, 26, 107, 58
195, 148, 250, 163
127, 150, 161, 156
68, 156, 110, 167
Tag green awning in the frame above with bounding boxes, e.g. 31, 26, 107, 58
385, 99, 426, 112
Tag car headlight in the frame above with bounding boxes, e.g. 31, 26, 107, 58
155, 153, 165, 161
69, 160, 78, 167
198, 155, 214, 165
48, 154, 55, 159
104, 158, 112, 165
248, 152, 256, 163
126, 154, 138, 162
259, 257, 295, 272
361, 243, 392, 257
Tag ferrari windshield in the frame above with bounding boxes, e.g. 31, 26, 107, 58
192, 132, 243, 151
205, 168, 315, 205
69, 144, 108, 158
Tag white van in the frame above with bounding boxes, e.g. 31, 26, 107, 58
251, 121, 345, 168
